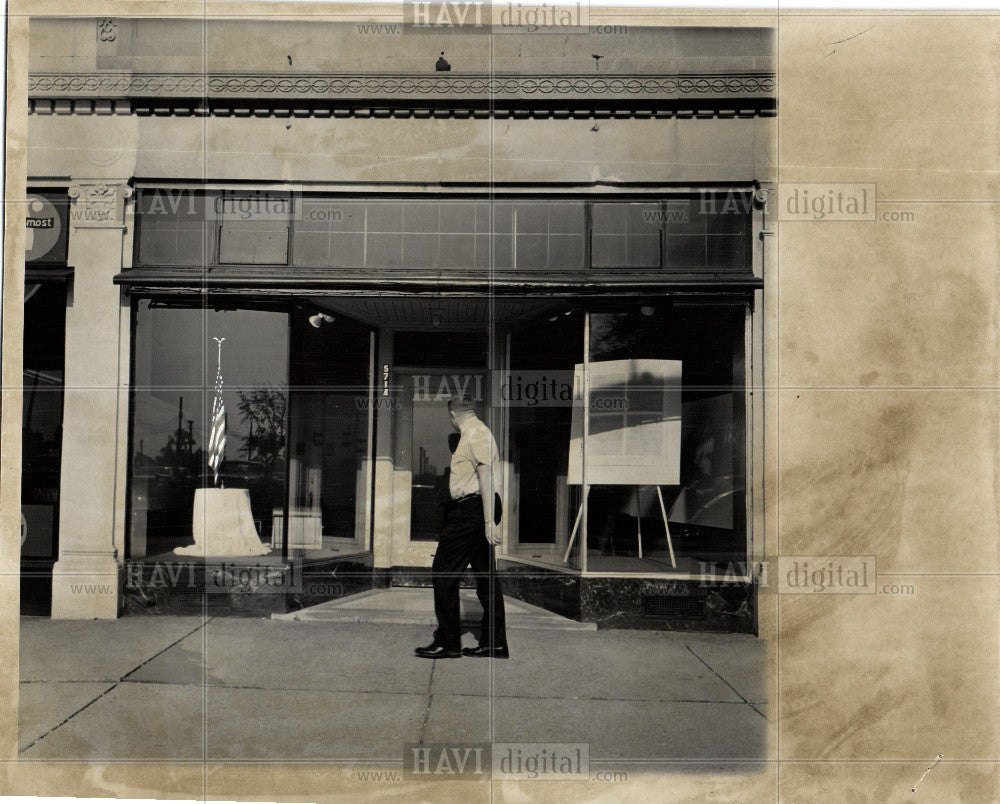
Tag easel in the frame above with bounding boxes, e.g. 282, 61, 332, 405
562, 485, 676, 567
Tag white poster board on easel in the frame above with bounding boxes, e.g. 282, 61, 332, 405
567, 359, 682, 486
564, 358, 683, 565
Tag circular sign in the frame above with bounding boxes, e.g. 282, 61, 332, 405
25, 194, 61, 262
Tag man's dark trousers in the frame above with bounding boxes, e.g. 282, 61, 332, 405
432, 495, 507, 651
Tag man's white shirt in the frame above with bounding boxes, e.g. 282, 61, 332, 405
449, 416, 501, 501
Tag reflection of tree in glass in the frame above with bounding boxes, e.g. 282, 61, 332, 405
589, 312, 670, 361
237, 384, 287, 478
588, 314, 634, 360
157, 398, 203, 486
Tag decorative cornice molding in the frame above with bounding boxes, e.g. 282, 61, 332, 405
28, 70, 775, 120
30, 71, 775, 99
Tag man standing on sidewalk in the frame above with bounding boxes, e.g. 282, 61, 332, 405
415, 393, 509, 659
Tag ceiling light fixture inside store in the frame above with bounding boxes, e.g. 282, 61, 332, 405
309, 313, 335, 328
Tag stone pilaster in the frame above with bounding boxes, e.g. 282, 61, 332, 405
50, 180, 132, 619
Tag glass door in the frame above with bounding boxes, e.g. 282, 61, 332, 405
285, 308, 376, 557
392, 368, 488, 565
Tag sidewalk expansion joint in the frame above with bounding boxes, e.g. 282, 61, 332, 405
685, 643, 767, 721
66, 676, 759, 707
117, 678, 430, 697
119, 618, 215, 683
417, 660, 436, 745
18, 618, 214, 755
18, 682, 120, 755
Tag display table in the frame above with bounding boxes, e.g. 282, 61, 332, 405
174, 488, 270, 557
270, 507, 323, 550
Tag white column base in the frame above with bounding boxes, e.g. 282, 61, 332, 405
50, 550, 121, 619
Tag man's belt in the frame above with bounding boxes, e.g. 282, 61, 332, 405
447, 492, 503, 525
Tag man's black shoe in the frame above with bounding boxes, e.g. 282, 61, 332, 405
415, 644, 462, 659
461, 645, 510, 658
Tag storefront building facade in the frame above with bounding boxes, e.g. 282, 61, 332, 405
24, 17, 774, 630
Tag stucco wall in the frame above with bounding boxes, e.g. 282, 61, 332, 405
29, 18, 774, 75
28, 113, 773, 184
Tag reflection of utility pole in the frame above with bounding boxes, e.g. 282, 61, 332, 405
24, 372, 39, 432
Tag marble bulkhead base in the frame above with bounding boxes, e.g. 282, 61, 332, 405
109, 554, 755, 632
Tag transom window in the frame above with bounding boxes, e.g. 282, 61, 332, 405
133, 190, 752, 273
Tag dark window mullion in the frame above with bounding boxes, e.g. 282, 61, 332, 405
659, 199, 666, 270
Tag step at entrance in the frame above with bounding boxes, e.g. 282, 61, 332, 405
272, 587, 596, 630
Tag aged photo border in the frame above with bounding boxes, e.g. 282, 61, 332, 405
3, 2, 998, 802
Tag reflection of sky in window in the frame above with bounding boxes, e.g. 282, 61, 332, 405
411, 401, 453, 478
409, 372, 486, 479
133, 305, 288, 457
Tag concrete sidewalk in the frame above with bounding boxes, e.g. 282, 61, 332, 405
18, 601, 767, 771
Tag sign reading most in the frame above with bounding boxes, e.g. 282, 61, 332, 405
25, 192, 68, 264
